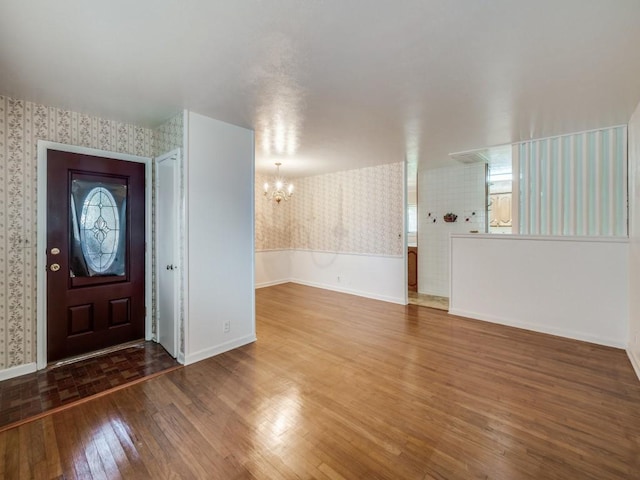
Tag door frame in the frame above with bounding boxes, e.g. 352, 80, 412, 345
36, 141, 153, 369
154, 149, 181, 359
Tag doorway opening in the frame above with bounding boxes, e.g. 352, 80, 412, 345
407, 191, 418, 293
406, 159, 419, 306
487, 146, 514, 234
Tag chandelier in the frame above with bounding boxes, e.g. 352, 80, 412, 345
263, 162, 293, 204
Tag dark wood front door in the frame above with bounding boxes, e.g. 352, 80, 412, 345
46, 149, 146, 362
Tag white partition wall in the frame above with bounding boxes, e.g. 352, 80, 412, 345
628, 101, 640, 380
184, 112, 256, 365
450, 235, 629, 348
289, 250, 405, 304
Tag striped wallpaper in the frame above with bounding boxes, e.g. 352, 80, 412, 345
517, 126, 627, 236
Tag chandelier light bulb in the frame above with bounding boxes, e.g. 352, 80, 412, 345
264, 162, 294, 204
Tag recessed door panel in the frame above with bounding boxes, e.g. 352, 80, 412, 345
67, 304, 94, 336
109, 298, 131, 327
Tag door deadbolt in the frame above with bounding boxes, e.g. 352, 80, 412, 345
50, 263, 60, 272
50, 247, 60, 255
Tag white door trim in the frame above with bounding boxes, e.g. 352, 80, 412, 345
36, 140, 153, 370
154, 148, 181, 359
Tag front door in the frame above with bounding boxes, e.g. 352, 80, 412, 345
46, 149, 145, 362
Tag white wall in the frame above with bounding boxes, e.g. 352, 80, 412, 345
450, 235, 629, 348
184, 112, 255, 365
419, 163, 486, 297
289, 250, 405, 304
628, 102, 640, 380
256, 250, 405, 304
255, 250, 291, 288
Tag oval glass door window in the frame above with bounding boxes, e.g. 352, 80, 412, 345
80, 187, 121, 274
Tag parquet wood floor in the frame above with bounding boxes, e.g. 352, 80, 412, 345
0, 341, 179, 432
1, 283, 639, 479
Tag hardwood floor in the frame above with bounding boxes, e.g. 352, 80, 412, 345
0, 341, 179, 432
1, 283, 639, 479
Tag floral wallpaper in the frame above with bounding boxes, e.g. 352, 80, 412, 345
152, 113, 183, 158
255, 173, 292, 250
256, 162, 404, 256
0, 94, 153, 370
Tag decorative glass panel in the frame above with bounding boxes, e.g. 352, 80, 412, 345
70, 180, 127, 277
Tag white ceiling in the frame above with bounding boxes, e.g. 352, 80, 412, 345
2, 0, 640, 178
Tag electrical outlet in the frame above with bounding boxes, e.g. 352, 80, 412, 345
223, 321, 230, 333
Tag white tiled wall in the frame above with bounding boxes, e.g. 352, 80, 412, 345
418, 163, 486, 297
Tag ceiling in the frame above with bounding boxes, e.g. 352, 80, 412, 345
2, 0, 640, 178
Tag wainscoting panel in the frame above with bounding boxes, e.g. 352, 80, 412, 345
450, 235, 629, 348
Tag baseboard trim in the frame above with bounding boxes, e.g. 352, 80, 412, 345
184, 335, 257, 366
0, 362, 37, 381
448, 308, 625, 349
290, 279, 406, 305
255, 279, 290, 289
627, 349, 640, 382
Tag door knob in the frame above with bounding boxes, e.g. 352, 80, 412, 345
50, 247, 60, 255
50, 263, 60, 272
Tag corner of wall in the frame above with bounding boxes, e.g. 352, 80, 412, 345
184, 335, 256, 366
254, 162, 406, 304
629, 348, 640, 381
627, 100, 640, 382
1, 94, 158, 373
0, 363, 37, 382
